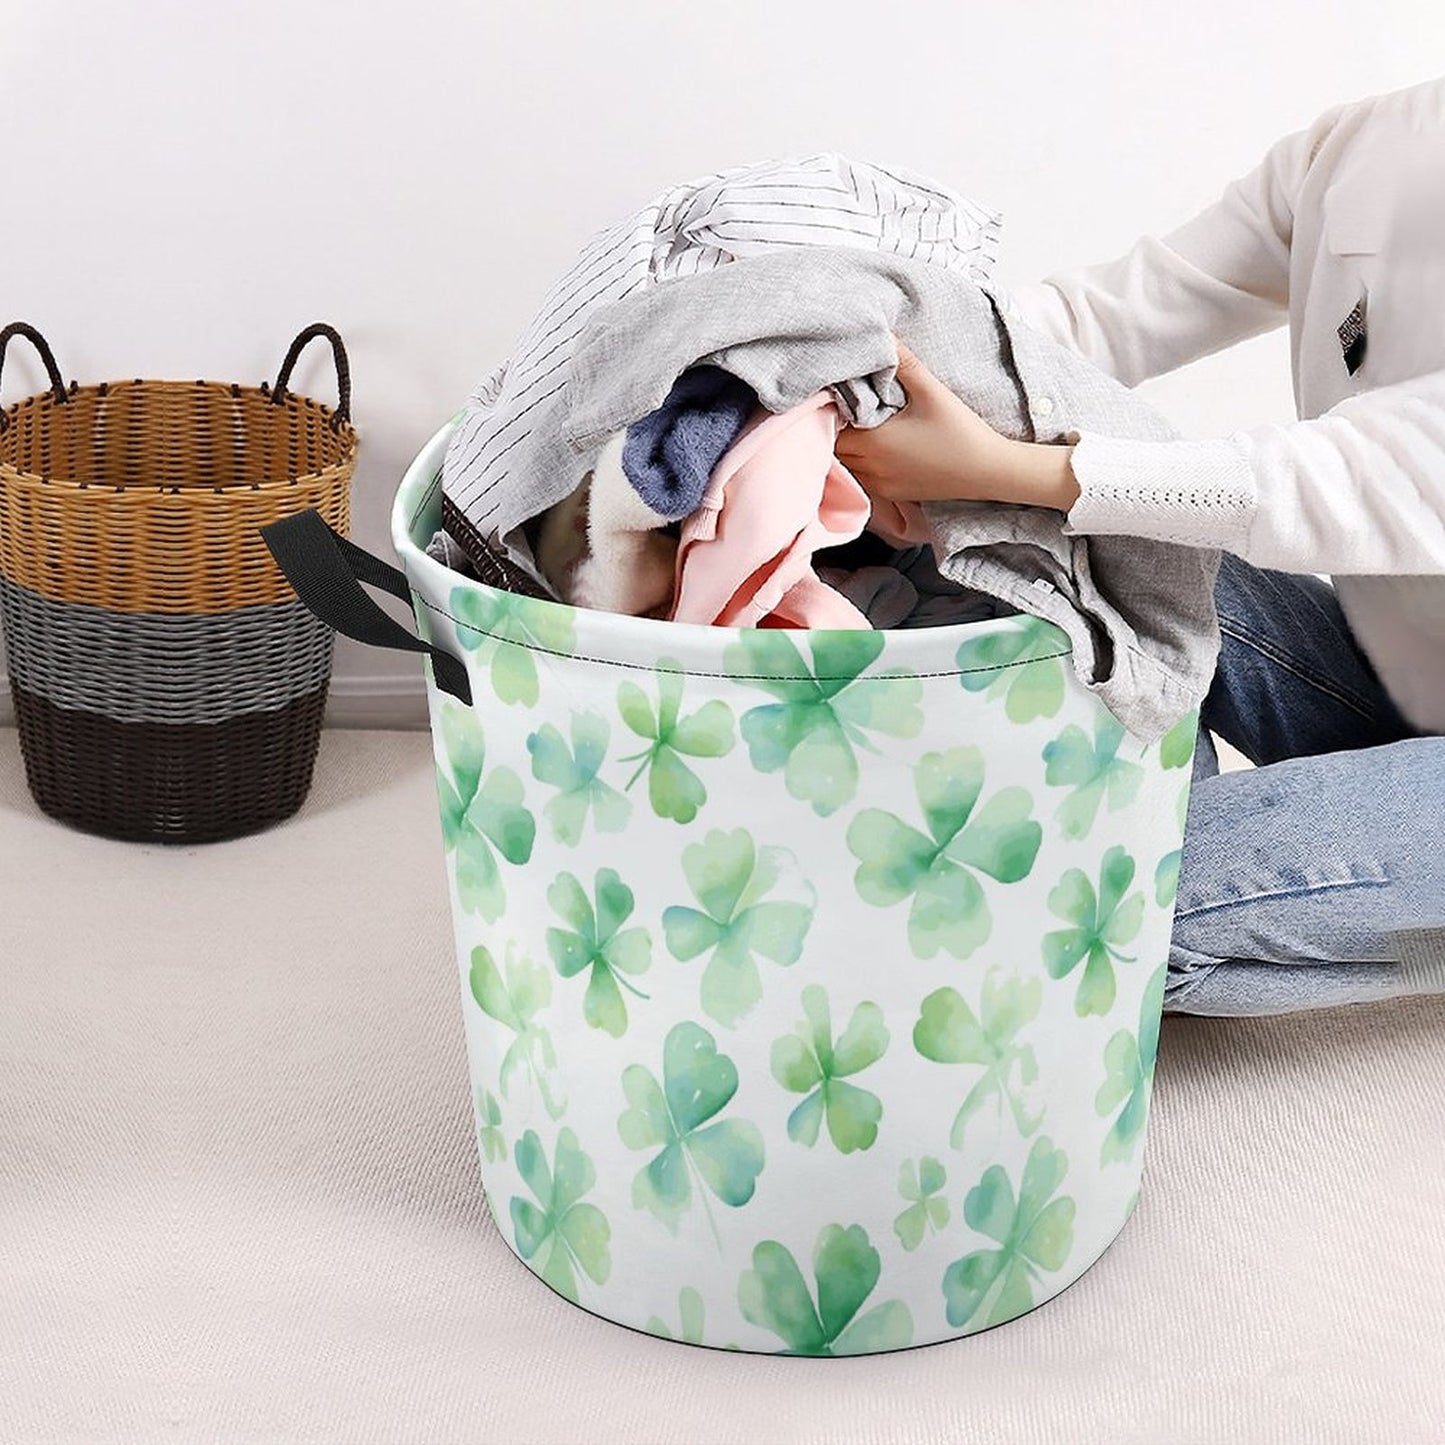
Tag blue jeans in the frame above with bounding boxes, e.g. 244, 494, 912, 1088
1167, 553, 1445, 1015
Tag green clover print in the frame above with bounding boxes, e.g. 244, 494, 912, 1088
1042, 845, 1146, 1018
1042, 714, 1145, 842
941, 1137, 1076, 1331
1155, 779, 1192, 908
662, 828, 815, 1028
509, 1128, 611, 1304
739, 1223, 914, 1356
894, 1157, 950, 1252
1096, 963, 1168, 1166
468, 942, 566, 1121
1154, 851, 1180, 909
913, 970, 1043, 1148
956, 617, 1071, 724
725, 631, 923, 817
847, 746, 1043, 961
450, 584, 576, 707
617, 663, 736, 825
475, 1089, 505, 1164
527, 710, 631, 846
771, 985, 889, 1154
546, 868, 651, 1038
646, 1287, 707, 1345
1158, 708, 1199, 770
619, 1021, 765, 1236
436, 702, 535, 922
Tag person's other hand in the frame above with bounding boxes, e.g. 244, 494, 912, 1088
835, 340, 1080, 512
834, 342, 1013, 502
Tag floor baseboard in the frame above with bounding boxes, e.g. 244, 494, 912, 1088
324, 674, 430, 730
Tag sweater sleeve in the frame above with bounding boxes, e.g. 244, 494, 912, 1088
1063, 366, 1445, 575
1003, 103, 1348, 385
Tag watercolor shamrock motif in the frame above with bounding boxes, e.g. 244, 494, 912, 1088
771, 985, 889, 1154
847, 746, 1043, 960
1042, 714, 1145, 841
435, 703, 535, 922
956, 617, 1070, 723
618, 1021, 764, 1236
1096, 964, 1168, 1165
474, 1089, 505, 1164
509, 1128, 611, 1305
739, 1224, 914, 1356
894, 1157, 950, 1251
468, 942, 566, 1120
527, 710, 630, 846
546, 868, 651, 1038
662, 828, 815, 1027
1158, 709, 1199, 771
725, 631, 922, 817
617, 664, 736, 825
913, 970, 1043, 1147
1155, 779, 1192, 908
942, 1137, 1076, 1331
646, 1287, 707, 1346
449, 584, 576, 707
1042, 845, 1146, 1017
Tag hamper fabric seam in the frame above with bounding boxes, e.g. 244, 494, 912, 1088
412, 593, 1072, 683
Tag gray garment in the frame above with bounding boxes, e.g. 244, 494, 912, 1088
816, 564, 920, 630
442, 154, 1001, 553
555, 248, 1217, 740
425, 529, 478, 576
821, 547, 1016, 631
425, 523, 549, 599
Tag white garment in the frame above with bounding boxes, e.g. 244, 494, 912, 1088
1001, 76, 1445, 733
444, 152, 1000, 532
563, 435, 677, 619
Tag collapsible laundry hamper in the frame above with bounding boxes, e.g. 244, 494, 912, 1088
0, 322, 356, 843
268, 420, 1197, 1354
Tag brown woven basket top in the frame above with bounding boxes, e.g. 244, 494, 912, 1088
0, 379, 355, 490
0, 326, 356, 614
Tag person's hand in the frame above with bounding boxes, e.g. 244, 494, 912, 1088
835, 341, 1081, 512
835, 342, 1013, 502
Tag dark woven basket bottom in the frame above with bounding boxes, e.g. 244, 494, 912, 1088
12, 683, 328, 844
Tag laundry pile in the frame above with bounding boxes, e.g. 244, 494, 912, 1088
431, 154, 1220, 740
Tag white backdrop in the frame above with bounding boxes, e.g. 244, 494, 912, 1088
0, 1, 1437, 724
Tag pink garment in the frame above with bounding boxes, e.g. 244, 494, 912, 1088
669, 393, 876, 629
868, 494, 932, 548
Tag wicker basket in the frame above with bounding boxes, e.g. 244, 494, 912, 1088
0, 321, 357, 842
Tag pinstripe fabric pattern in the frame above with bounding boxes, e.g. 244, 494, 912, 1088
444, 153, 1000, 547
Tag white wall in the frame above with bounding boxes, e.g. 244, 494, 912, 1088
1, 1, 1438, 725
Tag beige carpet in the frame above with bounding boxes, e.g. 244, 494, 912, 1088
2, 730, 1442, 1445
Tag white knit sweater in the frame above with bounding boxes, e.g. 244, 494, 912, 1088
1000, 76, 1445, 733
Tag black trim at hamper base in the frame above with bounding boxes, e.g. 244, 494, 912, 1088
10, 683, 329, 844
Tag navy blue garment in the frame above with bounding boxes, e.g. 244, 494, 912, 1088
621, 365, 757, 520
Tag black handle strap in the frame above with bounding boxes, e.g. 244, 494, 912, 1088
260, 509, 472, 705
0, 322, 68, 432
271, 322, 351, 428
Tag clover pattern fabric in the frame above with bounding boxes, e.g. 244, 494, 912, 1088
402, 447, 1195, 1355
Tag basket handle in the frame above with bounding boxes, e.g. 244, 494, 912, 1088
271, 322, 351, 427
260, 509, 472, 706
0, 322, 68, 431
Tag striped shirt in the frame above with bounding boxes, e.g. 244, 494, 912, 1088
443, 153, 1001, 543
